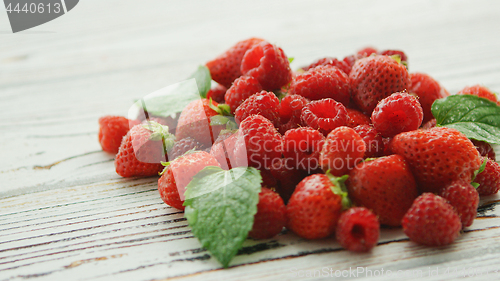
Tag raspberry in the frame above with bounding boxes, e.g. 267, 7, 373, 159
335, 207, 380, 252
269, 158, 309, 203
248, 187, 286, 239
346, 108, 371, 128
283, 127, 325, 173
350, 55, 411, 114
206, 83, 227, 103
241, 41, 292, 91
474, 157, 500, 196
378, 49, 408, 65
98, 116, 138, 154
457, 84, 499, 105
371, 92, 424, 137
472, 140, 496, 161
357, 47, 378, 57
168, 137, 204, 160
352, 125, 384, 158
421, 118, 437, 130
286, 174, 343, 239
440, 180, 479, 228
278, 94, 309, 134
320, 126, 366, 176
233, 115, 283, 170
300, 98, 349, 136
402, 193, 461, 246
224, 76, 263, 113
301, 57, 351, 75
235, 90, 280, 126
259, 168, 278, 189
409, 73, 448, 123
206, 37, 265, 88
289, 65, 351, 106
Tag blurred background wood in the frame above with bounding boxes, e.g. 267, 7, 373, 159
1, 1, 500, 280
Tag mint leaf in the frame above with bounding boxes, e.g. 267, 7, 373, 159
432, 95, 500, 144
183, 166, 262, 268
131, 78, 200, 118
189, 65, 212, 98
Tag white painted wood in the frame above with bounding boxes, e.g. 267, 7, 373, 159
1, 0, 500, 280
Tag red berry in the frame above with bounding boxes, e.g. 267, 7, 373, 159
347, 155, 418, 226
233, 115, 283, 170
378, 49, 408, 66
402, 193, 461, 246
158, 151, 220, 210
235, 90, 280, 126
286, 174, 343, 239
389, 127, 481, 193
278, 94, 309, 134
115, 124, 168, 178
320, 126, 365, 177
175, 99, 224, 147
421, 118, 437, 130
472, 140, 496, 161
475, 157, 500, 196
206, 83, 227, 104
457, 84, 499, 105
301, 98, 349, 136
409, 73, 449, 123
350, 55, 411, 114
301, 57, 351, 75
98, 116, 138, 154
269, 158, 309, 204
335, 207, 380, 252
352, 125, 384, 158
371, 92, 424, 137
248, 187, 286, 239
210, 131, 239, 170
224, 76, 263, 113
346, 108, 371, 128
206, 38, 265, 88
168, 137, 204, 160
283, 127, 325, 173
357, 46, 378, 57
440, 180, 479, 228
289, 65, 351, 106
241, 41, 292, 91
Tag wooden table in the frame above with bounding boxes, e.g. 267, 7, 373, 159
1, 1, 500, 280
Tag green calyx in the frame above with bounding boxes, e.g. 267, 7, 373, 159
142, 120, 176, 153
208, 98, 232, 116
471, 157, 488, 188
326, 171, 351, 210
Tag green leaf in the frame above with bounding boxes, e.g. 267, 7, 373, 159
131, 78, 201, 118
288, 57, 294, 63
183, 166, 262, 268
432, 95, 500, 144
189, 65, 212, 98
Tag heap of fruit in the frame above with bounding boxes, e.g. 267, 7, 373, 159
98, 38, 500, 267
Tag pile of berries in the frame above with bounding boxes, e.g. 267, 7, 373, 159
98, 38, 500, 254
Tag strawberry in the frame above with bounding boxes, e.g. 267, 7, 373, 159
389, 127, 481, 193
347, 155, 419, 226
335, 207, 380, 252
240, 41, 292, 91
301, 98, 349, 136
115, 122, 174, 178
402, 193, 461, 246
157, 151, 220, 210
206, 37, 265, 88
209, 130, 239, 170
378, 49, 408, 66
474, 156, 500, 196
371, 92, 424, 137
346, 108, 371, 128
175, 98, 224, 148
409, 73, 449, 123
350, 55, 411, 114
168, 137, 204, 160
224, 76, 263, 113
286, 173, 347, 239
319, 126, 365, 177
289, 65, 351, 106
233, 115, 283, 170
235, 90, 280, 126
439, 180, 479, 228
98, 116, 139, 154
457, 84, 499, 105
248, 187, 286, 239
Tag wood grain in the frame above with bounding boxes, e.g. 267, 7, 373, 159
1, 0, 500, 280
